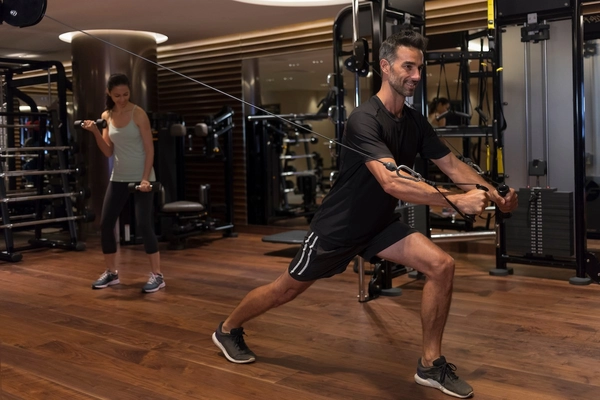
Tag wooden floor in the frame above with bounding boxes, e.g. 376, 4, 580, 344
1, 227, 600, 400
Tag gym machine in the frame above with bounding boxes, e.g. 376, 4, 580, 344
490, 0, 600, 283
583, 15, 600, 240
425, 31, 499, 233
332, 0, 427, 153
1, 58, 92, 261
145, 108, 236, 249
247, 113, 324, 225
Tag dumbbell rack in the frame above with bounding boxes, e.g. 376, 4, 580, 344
0, 109, 87, 262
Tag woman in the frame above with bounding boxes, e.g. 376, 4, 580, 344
82, 73, 164, 293
428, 97, 450, 128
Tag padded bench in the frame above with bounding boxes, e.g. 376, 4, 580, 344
261, 230, 307, 245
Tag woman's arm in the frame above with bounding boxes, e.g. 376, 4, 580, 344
82, 111, 113, 157
134, 107, 155, 191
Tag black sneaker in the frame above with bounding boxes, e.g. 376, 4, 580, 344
92, 270, 120, 289
212, 321, 256, 364
414, 356, 474, 398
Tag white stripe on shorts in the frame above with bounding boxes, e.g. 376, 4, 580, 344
290, 231, 318, 276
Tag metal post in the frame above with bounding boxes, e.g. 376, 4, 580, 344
524, 41, 532, 184
570, 1, 591, 285
542, 26, 550, 187
0, 73, 4, 151
352, 0, 361, 108
490, 2, 512, 276
332, 9, 347, 169
225, 124, 236, 237
357, 257, 368, 302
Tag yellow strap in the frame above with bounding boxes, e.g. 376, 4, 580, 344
486, 144, 491, 172
488, 0, 495, 29
497, 147, 504, 174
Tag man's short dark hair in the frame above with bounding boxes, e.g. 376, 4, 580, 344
379, 29, 428, 65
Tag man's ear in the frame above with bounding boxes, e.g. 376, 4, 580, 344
380, 58, 390, 75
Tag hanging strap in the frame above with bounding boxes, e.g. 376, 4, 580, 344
438, 59, 452, 103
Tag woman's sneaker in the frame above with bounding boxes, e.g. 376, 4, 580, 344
92, 270, 120, 289
142, 272, 165, 293
414, 356, 474, 398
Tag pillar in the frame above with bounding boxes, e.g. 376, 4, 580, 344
69, 30, 159, 233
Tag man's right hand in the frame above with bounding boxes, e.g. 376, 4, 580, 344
447, 189, 489, 216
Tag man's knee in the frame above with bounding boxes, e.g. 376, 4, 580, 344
428, 253, 455, 281
271, 275, 312, 307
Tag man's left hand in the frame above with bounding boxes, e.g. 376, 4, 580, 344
494, 187, 518, 213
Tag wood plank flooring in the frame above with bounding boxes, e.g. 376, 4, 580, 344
1, 228, 600, 400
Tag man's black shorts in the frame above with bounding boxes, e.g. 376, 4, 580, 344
288, 219, 417, 281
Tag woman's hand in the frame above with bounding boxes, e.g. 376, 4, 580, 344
138, 179, 152, 192
80, 120, 101, 135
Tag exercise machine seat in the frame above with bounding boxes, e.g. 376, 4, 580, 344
161, 200, 204, 214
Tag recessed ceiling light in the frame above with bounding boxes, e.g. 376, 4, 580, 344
233, 0, 349, 6
59, 30, 168, 44
4, 52, 39, 59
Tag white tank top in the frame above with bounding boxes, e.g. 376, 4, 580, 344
108, 106, 155, 182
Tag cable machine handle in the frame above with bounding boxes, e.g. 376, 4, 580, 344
497, 183, 512, 219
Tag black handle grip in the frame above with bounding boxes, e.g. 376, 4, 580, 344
127, 182, 162, 193
75, 119, 107, 129
497, 183, 509, 197
496, 183, 512, 219
465, 214, 477, 222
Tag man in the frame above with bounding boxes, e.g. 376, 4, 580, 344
212, 30, 518, 399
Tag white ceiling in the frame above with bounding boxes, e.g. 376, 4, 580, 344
0, 0, 344, 61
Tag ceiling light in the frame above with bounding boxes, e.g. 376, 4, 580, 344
4, 52, 39, 59
233, 0, 349, 7
59, 30, 168, 44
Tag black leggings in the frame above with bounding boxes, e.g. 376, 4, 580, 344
100, 181, 158, 255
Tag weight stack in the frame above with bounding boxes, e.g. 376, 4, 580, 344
398, 203, 428, 236
505, 188, 574, 258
